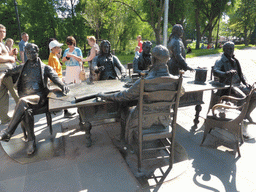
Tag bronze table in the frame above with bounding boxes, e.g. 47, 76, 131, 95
48, 78, 228, 145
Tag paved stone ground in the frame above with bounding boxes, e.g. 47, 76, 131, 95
0, 47, 256, 192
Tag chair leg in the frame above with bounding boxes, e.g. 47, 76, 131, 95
138, 142, 142, 172
201, 123, 211, 145
236, 141, 241, 157
46, 112, 52, 135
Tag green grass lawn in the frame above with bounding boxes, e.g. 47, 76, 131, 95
186, 43, 254, 58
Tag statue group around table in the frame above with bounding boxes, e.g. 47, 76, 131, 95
0, 24, 256, 156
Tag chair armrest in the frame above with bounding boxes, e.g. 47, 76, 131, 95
212, 103, 244, 117
218, 95, 245, 103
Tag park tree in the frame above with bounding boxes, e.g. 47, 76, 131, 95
21, 0, 61, 59
228, 0, 256, 45
193, 0, 233, 48
76, 0, 152, 52
0, 0, 24, 41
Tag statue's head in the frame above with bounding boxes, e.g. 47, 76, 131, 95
171, 24, 184, 38
152, 45, 169, 65
142, 41, 152, 55
223, 41, 234, 58
25, 43, 39, 61
100, 40, 111, 55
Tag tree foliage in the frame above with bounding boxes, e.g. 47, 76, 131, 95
1, 0, 254, 58
228, 0, 256, 45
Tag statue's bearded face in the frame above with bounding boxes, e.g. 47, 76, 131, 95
26, 46, 38, 61
102, 43, 110, 54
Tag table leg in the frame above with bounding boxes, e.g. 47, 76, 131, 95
192, 104, 202, 130
79, 121, 92, 147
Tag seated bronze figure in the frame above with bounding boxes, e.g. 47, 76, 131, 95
213, 41, 256, 123
98, 45, 184, 144
0, 43, 69, 155
91, 40, 126, 80
133, 41, 152, 75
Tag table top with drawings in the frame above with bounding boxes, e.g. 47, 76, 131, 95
48, 76, 229, 112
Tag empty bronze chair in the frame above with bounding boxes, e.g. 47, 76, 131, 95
201, 83, 256, 157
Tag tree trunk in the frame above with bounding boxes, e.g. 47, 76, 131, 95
154, 28, 161, 45
244, 28, 248, 46
195, 7, 201, 49
208, 25, 213, 44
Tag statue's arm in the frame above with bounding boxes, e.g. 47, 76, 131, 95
99, 79, 140, 102
46, 65, 65, 89
213, 59, 227, 78
172, 40, 190, 70
4, 64, 23, 77
132, 57, 142, 74
113, 56, 126, 76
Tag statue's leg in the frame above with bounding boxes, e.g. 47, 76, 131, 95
20, 120, 28, 142
23, 108, 36, 155
246, 99, 256, 123
0, 98, 29, 140
120, 104, 129, 141
78, 107, 92, 147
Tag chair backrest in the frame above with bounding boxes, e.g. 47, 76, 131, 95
127, 63, 133, 77
138, 72, 183, 131
234, 82, 256, 122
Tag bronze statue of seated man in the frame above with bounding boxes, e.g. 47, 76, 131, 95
91, 40, 126, 80
97, 45, 184, 145
0, 43, 69, 155
213, 41, 256, 123
133, 41, 152, 75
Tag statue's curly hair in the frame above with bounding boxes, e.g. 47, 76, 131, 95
168, 24, 183, 41
142, 41, 152, 49
99, 40, 111, 56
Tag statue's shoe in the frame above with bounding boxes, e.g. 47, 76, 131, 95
0, 130, 11, 142
27, 140, 36, 155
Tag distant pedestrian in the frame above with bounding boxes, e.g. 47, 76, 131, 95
137, 35, 143, 53
135, 46, 140, 58
83, 36, 99, 83
5, 38, 20, 65
49, 39, 75, 118
0, 24, 19, 124
48, 40, 63, 80
19, 32, 29, 64
62, 36, 83, 84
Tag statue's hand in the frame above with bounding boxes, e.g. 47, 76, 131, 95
121, 73, 126, 80
62, 85, 70, 95
97, 92, 107, 100
98, 66, 105, 72
245, 83, 252, 89
226, 69, 237, 77
95, 66, 105, 73
187, 66, 195, 72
